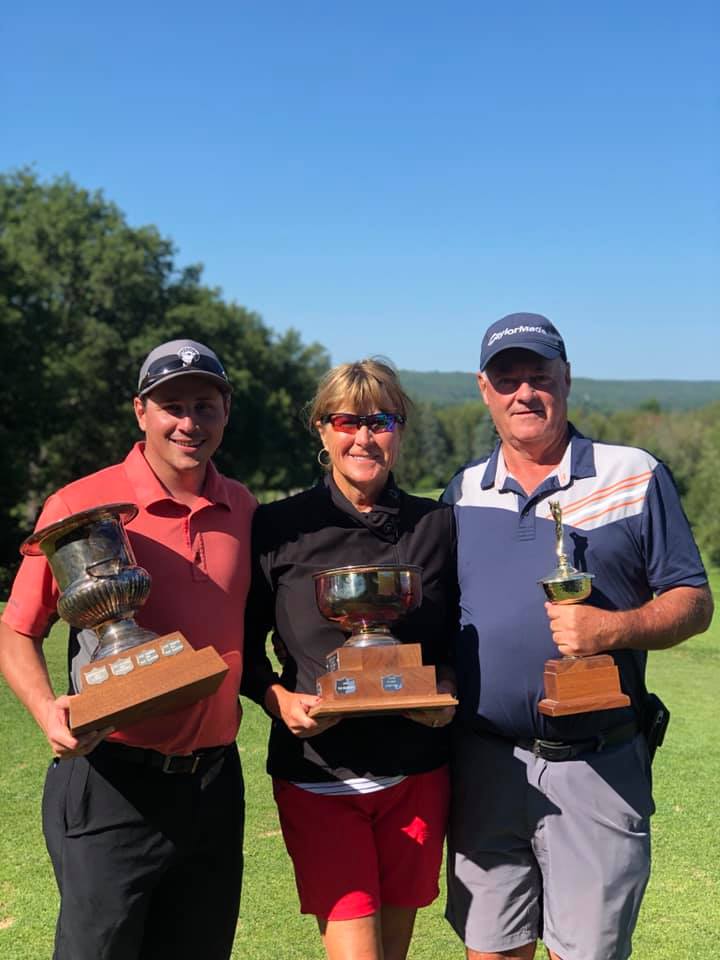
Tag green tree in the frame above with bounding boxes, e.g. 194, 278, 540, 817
684, 409, 720, 565
437, 400, 495, 473
0, 169, 328, 589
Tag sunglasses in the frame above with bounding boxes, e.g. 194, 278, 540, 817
138, 354, 229, 395
320, 412, 406, 434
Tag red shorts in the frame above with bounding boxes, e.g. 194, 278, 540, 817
272, 766, 450, 921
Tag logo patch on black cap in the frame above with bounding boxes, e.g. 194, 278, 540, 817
178, 346, 200, 366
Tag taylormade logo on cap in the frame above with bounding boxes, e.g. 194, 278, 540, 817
488, 324, 551, 347
479, 312, 567, 371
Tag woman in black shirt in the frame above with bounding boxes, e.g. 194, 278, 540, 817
243, 358, 458, 960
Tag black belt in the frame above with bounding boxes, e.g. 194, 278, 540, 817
94, 740, 230, 775
515, 720, 639, 761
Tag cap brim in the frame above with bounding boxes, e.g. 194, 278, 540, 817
137, 370, 232, 398
480, 341, 563, 371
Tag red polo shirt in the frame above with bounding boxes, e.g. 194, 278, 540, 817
2, 442, 256, 753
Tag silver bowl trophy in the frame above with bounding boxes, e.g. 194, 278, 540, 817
22, 503, 229, 735
537, 501, 630, 716
309, 564, 457, 718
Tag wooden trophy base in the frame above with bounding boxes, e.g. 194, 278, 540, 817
309, 643, 457, 718
68, 632, 229, 735
538, 654, 631, 716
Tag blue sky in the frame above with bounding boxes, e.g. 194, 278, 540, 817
3, 2, 718, 378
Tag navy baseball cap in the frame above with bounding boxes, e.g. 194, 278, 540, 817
479, 313, 567, 371
137, 339, 232, 398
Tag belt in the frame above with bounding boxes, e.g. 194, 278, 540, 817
94, 740, 230, 775
515, 720, 639, 762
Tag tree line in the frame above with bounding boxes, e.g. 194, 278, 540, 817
399, 369, 720, 412
1, 170, 718, 590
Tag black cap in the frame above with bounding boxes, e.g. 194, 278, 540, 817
137, 339, 231, 398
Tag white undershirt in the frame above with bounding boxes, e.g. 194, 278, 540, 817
291, 775, 406, 796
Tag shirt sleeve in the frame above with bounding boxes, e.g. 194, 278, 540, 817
641, 462, 708, 593
411, 505, 459, 671
434, 507, 460, 669
1, 492, 73, 638
444, 511, 460, 670
239, 510, 281, 705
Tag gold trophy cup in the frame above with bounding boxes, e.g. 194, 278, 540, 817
537, 501, 630, 716
309, 564, 457, 718
22, 503, 229, 735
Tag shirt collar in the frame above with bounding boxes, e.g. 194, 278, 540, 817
201, 458, 232, 508
122, 442, 231, 510
324, 472, 402, 517
568, 424, 596, 480
480, 442, 503, 489
480, 422, 596, 490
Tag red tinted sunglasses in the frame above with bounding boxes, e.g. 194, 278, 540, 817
320, 412, 406, 434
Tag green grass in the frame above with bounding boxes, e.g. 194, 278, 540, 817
1, 571, 718, 959
411, 488, 444, 501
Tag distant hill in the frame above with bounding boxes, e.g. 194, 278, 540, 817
398, 370, 720, 412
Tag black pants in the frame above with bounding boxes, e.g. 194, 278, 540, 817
42, 742, 245, 960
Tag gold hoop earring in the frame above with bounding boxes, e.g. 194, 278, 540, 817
317, 448, 331, 468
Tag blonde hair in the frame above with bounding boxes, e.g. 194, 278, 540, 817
308, 358, 412, 431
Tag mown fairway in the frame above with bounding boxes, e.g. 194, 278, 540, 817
1, 568, 718, 959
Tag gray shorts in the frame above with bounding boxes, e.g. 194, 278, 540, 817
446, 728, 654, 960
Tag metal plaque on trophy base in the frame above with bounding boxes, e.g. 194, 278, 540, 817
22, 503, 229, 735
308, 565, 457, 719
68, 632, 228, 735
537, 501, 630, 717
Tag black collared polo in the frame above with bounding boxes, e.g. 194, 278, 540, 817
242, 475, 458, 782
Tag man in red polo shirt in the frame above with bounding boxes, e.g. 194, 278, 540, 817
0, 339, 256, 960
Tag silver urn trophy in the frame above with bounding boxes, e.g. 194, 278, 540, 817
21, 502, 229, 734
22, 502, 156, 659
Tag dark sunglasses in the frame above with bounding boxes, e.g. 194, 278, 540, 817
138, 354, 229, 395
320, 412, 406, 434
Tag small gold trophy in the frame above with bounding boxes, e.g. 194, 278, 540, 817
537, 501, 630, 716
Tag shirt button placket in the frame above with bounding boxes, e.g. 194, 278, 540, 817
518, 501, 537, 541
191, 525, 208, 581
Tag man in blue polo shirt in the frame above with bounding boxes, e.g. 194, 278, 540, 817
443, 313, 713, 960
